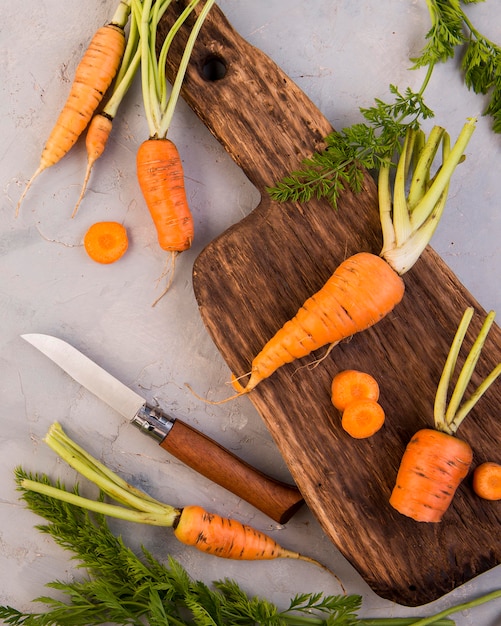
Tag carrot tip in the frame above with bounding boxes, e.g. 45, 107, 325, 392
184, 382, 249, 405
16, 165, 44, 217
151, 252, 178, 307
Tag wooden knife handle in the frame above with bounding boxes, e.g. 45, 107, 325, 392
160, 419, 304, 523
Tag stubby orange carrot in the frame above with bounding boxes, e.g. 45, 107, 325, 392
331, 370, 380, 411
390, 307, 501, 522
16, 0, 130, 215
340, 398, 386, 439
473, 462, 501, 501
84, 221, 128, 264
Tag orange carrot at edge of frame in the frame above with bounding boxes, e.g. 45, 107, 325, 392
331, 369, 380, 411
473, 462, 501, 501
389, 307, 501, 522
199, 119, 477, 402
17, 422, 342, 588
16, 0, 131, 216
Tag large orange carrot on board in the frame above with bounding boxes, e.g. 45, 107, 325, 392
132, 0, 215, 304
19, 423, 340, 584
16, 0, 131, 216
208, 119, 476, 400
390, 307, 501, 522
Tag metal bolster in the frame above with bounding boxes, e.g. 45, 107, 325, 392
130, 405, 175, 442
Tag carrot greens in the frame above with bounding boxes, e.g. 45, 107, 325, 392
3, 467, 501, 624
268, 0, 498, 210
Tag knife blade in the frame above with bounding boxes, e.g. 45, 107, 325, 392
21, 333, 303, 523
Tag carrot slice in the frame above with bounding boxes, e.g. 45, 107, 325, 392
84, 221, 128, 264
473, 462, 501, 501
341, 399, 385, 439
331, 369, 380, 411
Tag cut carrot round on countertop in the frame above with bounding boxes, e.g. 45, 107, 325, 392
340, 398, 385, 439
331, 369, 380, 411
84, 221, 128, 264
473, 462, 501, 501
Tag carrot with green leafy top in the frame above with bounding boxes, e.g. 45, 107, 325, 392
132, 0, 215, 304
18, 422, 339, 583
205, 120, 476, 401
16, 0, 131, 216
390, 307, 501, 522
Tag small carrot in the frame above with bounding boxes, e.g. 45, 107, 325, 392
390, 307, 501, 522
340, 398, 386, 439
84, 221, 128, 264
473, 462, 501, 501
132, 0, 215, 303
331, 370, 380, 411
19, 423, 339, 583
72, 7, 142, 218
197, 120, 476, 404
16, 0, 131, 216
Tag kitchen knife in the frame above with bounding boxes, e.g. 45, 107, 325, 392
21, 333, 304, 523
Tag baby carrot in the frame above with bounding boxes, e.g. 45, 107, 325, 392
16, 0, 130, 215
19, 423, 338, 582
473, 462, 501, 501
331, 369, 380, 411
340, 398, 386, 439
84, 221, 128, 264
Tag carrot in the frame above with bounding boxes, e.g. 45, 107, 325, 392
390, 307, 501, 522
340, 398, 386, 439
132, 0, 215, 303
473, 462, 501, 501
389, 429, 473, 522
16, 0, 131, 216
72, 7, 143, 218
331, 369, 380, 411
84, 221, 128, 264
200, 120, 476, 401
19, 422, 342, 586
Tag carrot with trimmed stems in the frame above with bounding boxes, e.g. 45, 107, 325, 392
16, 0, 131, 216
132, 0, 215, 304
390, 307, 501, 522
201, 119, 476, 402
473, 462, 501, 501
340, 398, 386, 439
331, 369, 380, 411
83, 221, 128, 264
19, 422, 340, 585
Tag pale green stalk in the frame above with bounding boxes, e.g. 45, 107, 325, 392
378, 160, 396, 256
20, 478, 178, 527
410, 118, 476, 229
44, 423, 167, 514
407, 126, 443, 212
111, 0, 133, 29
392, 130, 415, 246
157, 0, 216, 138
434, 307, 474, 431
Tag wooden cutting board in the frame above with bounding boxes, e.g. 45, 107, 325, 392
158, 2, 501, 606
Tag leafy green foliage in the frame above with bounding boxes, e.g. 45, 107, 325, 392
268, 0, 501, 209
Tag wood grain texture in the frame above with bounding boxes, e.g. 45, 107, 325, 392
158, 2, 501, 606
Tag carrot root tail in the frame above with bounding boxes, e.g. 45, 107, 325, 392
16, 166, 45, 217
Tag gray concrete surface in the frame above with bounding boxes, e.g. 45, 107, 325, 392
1, 1, 500, 623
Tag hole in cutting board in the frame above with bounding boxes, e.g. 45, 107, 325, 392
201, 55, 227, 81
